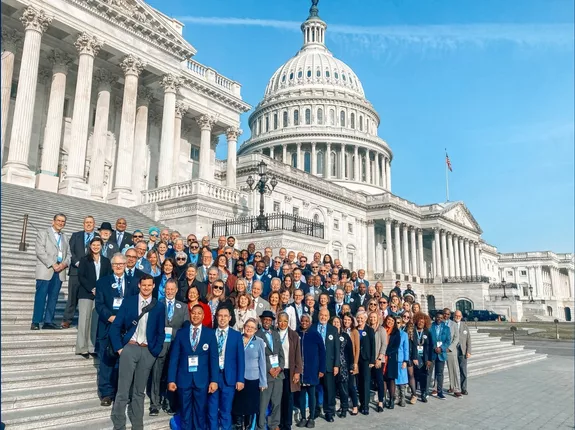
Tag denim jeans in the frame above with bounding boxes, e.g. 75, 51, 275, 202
32, 272, 62, 324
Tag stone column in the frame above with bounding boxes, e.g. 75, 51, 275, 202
447, 232, 455, 279
464, 239, 471, 279
269, 146, 275, 159
567, 269, 574, 298
475, 244, 482, 277
210, 135, 218, 172
131, 86, 153, 201
310, 142, 317, 175
459, 237, 467, 278
367, 221, 376, 278
35, 50, 72, 192
339, 144, 345, 179
226, 127, 241, 188
172, 101, 188, 183
88, 69, 115, 200
434, 228, 442, 279
440, 230, 448, 279
410, 227, 417, 278
325, 143, 331, 179
417, 228, 425, 278
402, 224, 409, 275
296, 142, 302, 170
157, 74, 181, 187
385, 157, 391, 191
394, 221, 402, 274
1, 28, 22, 155
354, 145, 359, 181
470, 242, 477, 279
58, 32, 102, 197
385, 218, 394, 275
365, 149, 371, 184
374, 153, 381, 187
2, 7, 52, 187
197, 114, 216, 181
107, 55, 145, 206
431, 238, 437, 278
282, 144, 287, 165
453, 235, 461, 279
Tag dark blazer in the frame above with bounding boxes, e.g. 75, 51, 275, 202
109, 294, 166, 357
284, 328, 303, 392
124, 267, 145, 292
288, 303, 310, 329
255, 327, 285, 381
329, 302, 344, 319
293, 281, 310, 295
268, 268, 282, 279
358, 325, 376, 364
163, 298, 189, 345
384, 329, 401, 379
153, 274, 177, 299
177, 278, 208, 302
311, 323, 341, 371
68, 230, 96, 275
168, 323, 219, 389
113, 230, 133, 251
430, 322, 451, 362
78, 255, 112, 300
213, 299, 236, 330
219, 327, 246, 387
352, 292, 371, 309
297, 329, 326, 386
101, 240, 120, 259
94, 274, 139, 342
410, 328, 433, 364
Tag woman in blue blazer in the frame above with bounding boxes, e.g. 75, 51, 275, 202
382, 315, 408, 409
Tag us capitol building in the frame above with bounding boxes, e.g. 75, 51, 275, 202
1, 0, 573, 321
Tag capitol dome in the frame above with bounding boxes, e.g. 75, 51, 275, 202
239, 0, 393, 195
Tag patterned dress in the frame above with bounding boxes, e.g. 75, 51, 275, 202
339, 331, 349, 382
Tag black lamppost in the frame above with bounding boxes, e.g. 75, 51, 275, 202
246, 161, 278, 231
383, 239, 387, 251
501, 278, 508, 299
529, 285, 534, 303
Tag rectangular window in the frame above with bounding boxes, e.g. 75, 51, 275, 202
273, 201, 280, 213
265, 116, 269, 132
10, 82, 17, 99
334, 219, 340, 230
520, 270, 527, 276
293, 207, 299, 217
348, 223, 353, 234
507, 270, 513, 277
347, 252, 354, 271
273, 113, 278, 130
190, 146, 200, 161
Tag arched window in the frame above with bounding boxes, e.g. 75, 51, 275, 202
283, 111, 288, 127
294, 109, 299, 126
344, 153, 349, 178
291, 152, 297, 168
317, 151, 324, 175
317, 108, 323, 125
342, 73, 346, 81
273, 113, 278, 130
331, 151, 337, 177
359, 115, 363, 131
334, 72, 339, 79
427, 295, 436, 311
350, 113, 355, 129
298, 70, 303, 78
281, 75, 286, 82
316, 69, 321, 77
313, 214, 320, 223
305, 108, 311, 125
361, 156, 366, 181
304, 152, 311, 173
257, 118, 261, 135
325, 70, 330, 78
340, 111, 346, 127
307, 69, 312, 78
329, 109, 335, 125
289, 72, 294, 80
456, 299, 473, 316
265, 115, 269, 132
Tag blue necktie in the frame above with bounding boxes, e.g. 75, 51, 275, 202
265, 331, 273, 350
85, 232, 93, 247
218, 330, 225, 369
167, 301, 174, 322
319, 324, 326, 343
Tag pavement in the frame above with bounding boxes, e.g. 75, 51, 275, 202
312, 355, 574, 430
499, 337, 575, 357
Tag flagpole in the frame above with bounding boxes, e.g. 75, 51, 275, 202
445, 149, 449, 202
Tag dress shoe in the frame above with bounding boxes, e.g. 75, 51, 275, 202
30, 323, 40, 330
163, 405, 175, 415
431, 390, 438, 396
61, 321, 71, 329
42, 323, 61, 330
388, 401, 395, 410
454, 392, 462, 398
79, 353, 90, 359
149, 407, 159, 416
296, 419, 307, 428
349, 410, 358, 416
438, 392, 446, 400
325, 415, 334, 422
462, 390, 468, 395
337, 410, 347, 418
305, 419, 315, 428
421, 395, 428, 403
360, 409, 369, 415
100, 397, 112, 407
377, 405, 384, 413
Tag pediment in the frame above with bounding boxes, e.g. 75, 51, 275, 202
441, 202, 482, 233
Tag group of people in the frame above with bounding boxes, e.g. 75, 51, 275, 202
32, 214, 472, 430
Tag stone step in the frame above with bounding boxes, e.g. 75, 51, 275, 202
2, 382, 97, 412
1, 352, 97, 372
2, 367, 97, 390
467, 348, 534, 367
1, 339, 76, 356
48, 412, 171, 430
1, 329, 78, 342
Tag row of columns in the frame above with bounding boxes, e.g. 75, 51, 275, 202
267, 142, 391, 190
431, 228, 481, 280
1, 7, 242, 204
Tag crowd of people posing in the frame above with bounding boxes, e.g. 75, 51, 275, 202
32, 216, 472, 430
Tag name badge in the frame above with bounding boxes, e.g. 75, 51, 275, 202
436, 341, 442, 348
417, 345, 424, 355
113, 297, 123, 310
165, 327, 173, 343
270, 354, 280, 368
188, 355, 199, 372
219, 356, 225, 369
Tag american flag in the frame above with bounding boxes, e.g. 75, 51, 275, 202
445, 152, 453, 172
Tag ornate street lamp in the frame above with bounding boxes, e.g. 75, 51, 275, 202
246, 161, 278, 231
501, 278, 508, 299
383, 239, 387, 250
529, 285, 534, 303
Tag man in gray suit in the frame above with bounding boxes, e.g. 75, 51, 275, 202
251, 281, 271, 317
454, 310, 472, 395
32, 213, 71, 330
149, 279, 189, 416
443, 308, 462, 398
195, 250, 213, 284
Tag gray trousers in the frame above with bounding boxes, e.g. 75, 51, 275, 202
75, 299, 97, 354
458, 349, 468, 391
446, 351, 461, 393
150, 343, 170, 409
111, 344, 157, 430
258, 378, 282, 430
63, 273, 80, 323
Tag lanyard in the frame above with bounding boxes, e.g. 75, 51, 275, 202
280, 330, 288, 344
416, 329, 424, 345
244, 336, 255, 351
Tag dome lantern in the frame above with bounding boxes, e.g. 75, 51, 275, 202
301, 0, 327, 48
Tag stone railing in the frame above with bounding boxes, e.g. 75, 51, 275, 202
141, 179, 247, 205
366, 193, 420, 212
184, 59, 241, 96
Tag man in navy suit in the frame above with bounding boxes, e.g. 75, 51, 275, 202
254, 261, 272, 297
268, 257, 283, 280
124, 248, 145, 290
207, 307, 245, 430
94, 252, 138, 406
168, 304, 219, 430
112, 218, 132, 252
292, 268, 310, 295
428, 311, 451, 399
110, 274, 166, 430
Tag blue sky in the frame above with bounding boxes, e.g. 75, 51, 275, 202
148, 0, 574, 253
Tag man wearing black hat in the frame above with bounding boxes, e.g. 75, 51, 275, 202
255, 311, 285, 430
98, 222, 120, 259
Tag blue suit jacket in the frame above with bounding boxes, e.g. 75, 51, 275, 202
95, 274, 139, 340
168, 323, 219, 389
219, 328, 246, 387
429, 322, 451, 362
109, 294, 166, 357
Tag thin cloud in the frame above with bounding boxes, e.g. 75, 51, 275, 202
177, 16, 574, 51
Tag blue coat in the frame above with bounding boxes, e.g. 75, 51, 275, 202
219, 327, 246, 387
94, 274, 138, 341
168, 323, 219, 389
297, 329, 326, 386
135, 257, 152, 275
109, 294, 166, 357
395, 330, 410, 385
430, 322, 451, 362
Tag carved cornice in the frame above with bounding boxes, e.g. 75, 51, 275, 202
119, 54, 146, 76
181, 76, 251, 113
20, 6, 52, 33
160, 74, 183, 94
75, 32, 103, 57
195, 114, 216, 131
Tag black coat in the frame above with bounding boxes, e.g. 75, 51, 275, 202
68, 231, 97, 275
384, 329, 401, 379
213, 299, 236, 329
358, 325, 376, 364
113, 230, 133, 251
311, 323, 341, 371
410, 328, 433, 364
177, 278, 208, 302
78, 255, 112, 300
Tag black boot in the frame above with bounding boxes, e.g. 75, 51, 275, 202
233, 415, 244, 430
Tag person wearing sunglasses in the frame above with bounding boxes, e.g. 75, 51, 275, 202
234, 260, 246, 278
222, 246, 236, 272
173, 251, 190, 281
147, 227, 160, 250
268, 257, 283, 279
206, 279, 235, 329
378, 296, 389, 321
185, 240, 201, 266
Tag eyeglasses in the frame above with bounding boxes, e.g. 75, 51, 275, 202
369, 303, 377, 306
112, 263, 126, 266
176, 257, 187, 261
237, 264, 245, 268
274, 260, 282, 264
379, 301, 387, 305
150, 233, 158, 237
133, 235, 143, 238
126, 255, 137, 259
224, 251, 232, 255
190, 246, 199, 250
403, 315, 411, 320
188, 239, 195, 242
311, 266, 318, 269
213, 286, 224, 290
